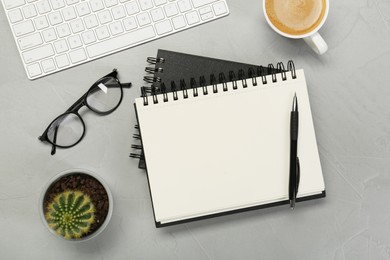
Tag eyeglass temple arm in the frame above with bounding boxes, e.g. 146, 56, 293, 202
50, 125, 59, 155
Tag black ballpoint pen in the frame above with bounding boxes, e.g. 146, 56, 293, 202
289, 93, 300, 209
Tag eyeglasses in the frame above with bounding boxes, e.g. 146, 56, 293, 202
39, 69, 131, 155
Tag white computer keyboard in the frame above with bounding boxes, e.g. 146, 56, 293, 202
1, 0, 229, 80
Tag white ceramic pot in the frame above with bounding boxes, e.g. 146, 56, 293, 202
39, 168, 113, 242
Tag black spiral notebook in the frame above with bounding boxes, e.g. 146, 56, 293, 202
132, 56, 326, 227
130, 49, 281, 168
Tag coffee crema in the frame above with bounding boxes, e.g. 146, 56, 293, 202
265, 0, 326, 36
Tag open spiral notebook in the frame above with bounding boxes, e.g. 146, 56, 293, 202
134, 60, 326, 227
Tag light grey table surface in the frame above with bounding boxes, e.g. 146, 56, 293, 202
1, 0, 390, 259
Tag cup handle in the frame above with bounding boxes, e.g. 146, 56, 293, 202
303, 32, 328, 55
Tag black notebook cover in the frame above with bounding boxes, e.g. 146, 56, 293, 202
131, 49, 281, 169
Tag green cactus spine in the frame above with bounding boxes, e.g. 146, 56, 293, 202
45, 190, 95, 239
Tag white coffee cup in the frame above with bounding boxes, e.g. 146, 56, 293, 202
263, 0, 329, 55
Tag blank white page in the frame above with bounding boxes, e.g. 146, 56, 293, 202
135, 70, 325, 224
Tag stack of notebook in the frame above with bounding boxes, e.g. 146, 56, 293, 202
131, 50, 326, 227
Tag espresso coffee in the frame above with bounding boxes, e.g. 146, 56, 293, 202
265, 0, 327, 36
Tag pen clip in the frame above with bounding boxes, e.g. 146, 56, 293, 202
295, 157, 300, 197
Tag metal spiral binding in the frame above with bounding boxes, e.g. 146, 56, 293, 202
161, 83, 168, 102
180, 79, 188, 99
140, 61, 297, 106
141, 87, 148, 106
219, 72, 228, 92
229, 71, 238, 90
131, 144, 142, 149
277, 62, 287, 81
287, 60, 296, 79
210, 74, 218, 93
248, 68, 257, 86
171, 81, 178, 100
258, 65, 267, 84
238, 69, 247, 88
190, 78, 198, 97
144, 75, 161, 83
268, 64, 277, 83
145, 67, 163, 73
143, 56, 165, 86
146, 57, 165, 64
200, 76, 208, 95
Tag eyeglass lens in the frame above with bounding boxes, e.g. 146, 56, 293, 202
47, 113, 84, 147
86, 77, 122, 113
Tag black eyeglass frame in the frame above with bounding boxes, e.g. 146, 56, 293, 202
38, 69, 131, 154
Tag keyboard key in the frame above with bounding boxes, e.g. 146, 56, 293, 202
55, 54, 70, 68
36, 0, 51, 14
104, 0, 118, 7
54, 39, 69, 53
164, 3, 178, 17
56, 24, 71, 37
150, 8, 164, 22
84, 15, 99, 29
17, 32, 43, 50
34, 16, 49, 30
13, 20, 35, 37
68, 35, 82, 49
22, 44, 54, 63
139, 0, 153, 11
212, 1, 227, 16
3, 0, 26, 10
191, 0, 217, 8
98, 10, 113, 24
70, 19, 85, 33
125, 1, 140, 15
81, 30, 97, 44
95, 26, 110, 39
154, 0, 166, 6
48, 11, 63, 25
86, 26, 155, 58
66, 0, 79, 4
62, 6, 77, 21
50, 0, 65, 10
172, 15, 186, 29
22, 5, 37, 18
42, 28, 57, 42
90, 0, 105, 12
41, 58, 56, 72
177, 0, 191, 13
109, 21, 124, 35
155, 20, 172, 35
199, 6, 211, 14
185, 10, 199, 25
76, 2, 91, 16
201, 11, 213, 20
69, 48, 87, 63
199, 5, 213, 20
123, 17, 137, 30
8, 9, 24, 23
112, 5, 126, 20
26, 63, 42, 77
137, 12, 151, 26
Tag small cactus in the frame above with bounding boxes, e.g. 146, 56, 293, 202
45, 190, 95, 239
